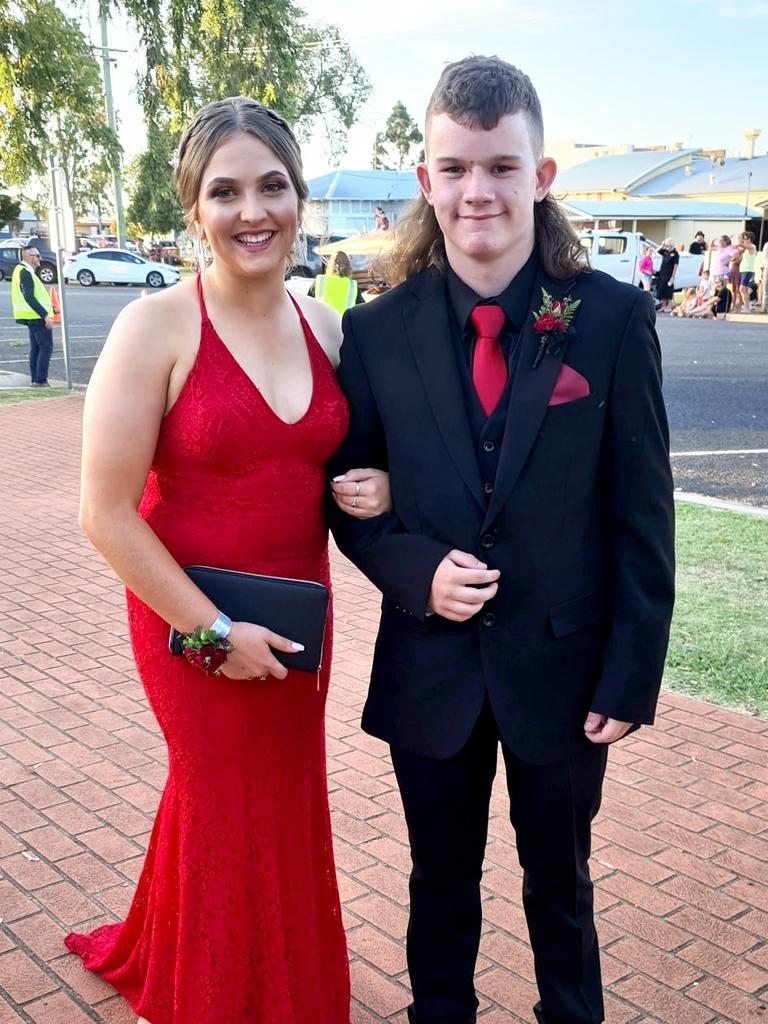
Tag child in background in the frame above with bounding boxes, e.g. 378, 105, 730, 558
637, 245, 654, 291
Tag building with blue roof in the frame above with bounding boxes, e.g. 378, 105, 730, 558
554, 147, 767, 246
554, 150, 702, 198
305, 169, 417, 235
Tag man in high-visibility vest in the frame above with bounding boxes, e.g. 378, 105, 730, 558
309, 251, 364, 314
11, 245, 54, 387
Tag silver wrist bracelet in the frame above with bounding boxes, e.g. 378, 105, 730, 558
208, 611, 232, 640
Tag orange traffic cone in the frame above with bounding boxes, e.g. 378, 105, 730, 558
49, 286, 62, 324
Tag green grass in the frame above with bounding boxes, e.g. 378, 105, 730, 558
0, 388, 71, 404
666, 502, 768, 716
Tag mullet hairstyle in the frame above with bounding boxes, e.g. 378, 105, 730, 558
382, 56, 587, 284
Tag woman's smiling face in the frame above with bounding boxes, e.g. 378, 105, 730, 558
195, 131, 299, 278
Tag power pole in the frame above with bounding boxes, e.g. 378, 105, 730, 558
98, 2, 126, 247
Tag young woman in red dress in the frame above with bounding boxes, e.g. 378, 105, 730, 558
65, 97, 390, 1024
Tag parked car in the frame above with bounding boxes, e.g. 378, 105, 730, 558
0, 242, 59, 284
64, 248, 180, 288
579, 231, 701, 290
149, 240, 182, 265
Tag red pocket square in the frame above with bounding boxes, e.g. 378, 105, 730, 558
548, 364, 590, 406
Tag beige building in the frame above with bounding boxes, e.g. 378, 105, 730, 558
554, 145, 768, 244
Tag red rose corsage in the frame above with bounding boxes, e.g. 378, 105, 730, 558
532, 288, 581, 368
181, 627, 233, 674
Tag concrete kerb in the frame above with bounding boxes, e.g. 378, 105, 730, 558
0, 369, 78, 390
674, 490, 768, 517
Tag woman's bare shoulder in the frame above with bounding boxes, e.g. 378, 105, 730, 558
107, 278, 199, 350
291, 289, 343, 368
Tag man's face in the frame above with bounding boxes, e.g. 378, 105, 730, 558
24, 249, 40, 266
416, 112, 556, 271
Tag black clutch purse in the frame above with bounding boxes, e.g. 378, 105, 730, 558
168, 565, 329, 673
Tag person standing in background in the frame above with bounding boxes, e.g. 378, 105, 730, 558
637, 244, 654, 292
309, 250, 364, 312
738, 231, 757, 312
11, 245, 54, 387
759, 238, 768, 313
688, 231, 706, 256
655, 239, 679, 313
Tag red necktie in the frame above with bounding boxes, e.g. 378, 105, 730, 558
470, 304, 507, 415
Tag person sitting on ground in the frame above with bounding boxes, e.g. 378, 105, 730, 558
672, 286, 698, 316
706, 275, 732, 319
674, 273, 713, 318
697, 270, 712, 302
309, 251, 365, 313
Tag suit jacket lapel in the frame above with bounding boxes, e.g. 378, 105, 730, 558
404, 270, 485, 512
483, 268, 578, 529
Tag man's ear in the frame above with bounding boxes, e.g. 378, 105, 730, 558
534, 157, 557, 202
416, 163, 434, 206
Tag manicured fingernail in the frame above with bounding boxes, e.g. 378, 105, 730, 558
333, 475, 346, 482
291, 642, 305, 651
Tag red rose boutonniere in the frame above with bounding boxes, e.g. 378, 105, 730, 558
532, 288, 581, 368
181, 627, 233, 675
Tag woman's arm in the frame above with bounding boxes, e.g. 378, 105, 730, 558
80, 297, 220, 634
81, 296, 296, 681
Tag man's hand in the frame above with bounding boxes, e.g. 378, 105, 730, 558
44, 316, 53, 330
584, 712, 632, 745
428, 550, 499, 622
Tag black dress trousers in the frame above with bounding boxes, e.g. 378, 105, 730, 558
390, 700, 608, 1024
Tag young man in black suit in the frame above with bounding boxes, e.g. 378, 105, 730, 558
328, 56, 674, 1024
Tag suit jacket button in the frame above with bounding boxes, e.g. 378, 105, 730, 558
482, 612, 496, 627
483, 441, 496, 453
484, 482, 494, 495
480, 532, 495, 549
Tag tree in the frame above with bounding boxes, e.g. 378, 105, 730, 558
0, 0, 121, 190
383, 102, 423, 171
370, 102, 423, 171
0, 193, 21, 230
126, 125, 185, 236
371, 131, 393, 171
105, 0, 371, 161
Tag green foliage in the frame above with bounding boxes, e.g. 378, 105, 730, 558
371, 131, 392, 171
126, 125, 184, 235
0, 192, 21, 228
0, 0, 120, 188
105, 0, 371, 161
383, 101, 423, 171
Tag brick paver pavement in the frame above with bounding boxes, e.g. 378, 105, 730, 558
1, 394, 767, 1024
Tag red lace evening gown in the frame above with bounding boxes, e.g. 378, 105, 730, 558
65, 278, 351, 1024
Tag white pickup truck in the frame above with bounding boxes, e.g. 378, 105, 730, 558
579, 230, 702, 291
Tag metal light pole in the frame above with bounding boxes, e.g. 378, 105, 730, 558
47, 155, 73, 390
99, 2, 127, 248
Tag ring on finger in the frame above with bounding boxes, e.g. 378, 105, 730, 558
355, 482, 361, 496
258, 672, 268, 681
352, 495, 357, 508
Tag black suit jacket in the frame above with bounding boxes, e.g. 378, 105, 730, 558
327, 263, 675, 764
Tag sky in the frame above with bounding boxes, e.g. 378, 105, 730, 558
77, 0, 767, 180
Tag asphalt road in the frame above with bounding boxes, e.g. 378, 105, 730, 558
1, 280, 767, 505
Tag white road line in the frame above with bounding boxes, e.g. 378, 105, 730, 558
671, 449, 768, 457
